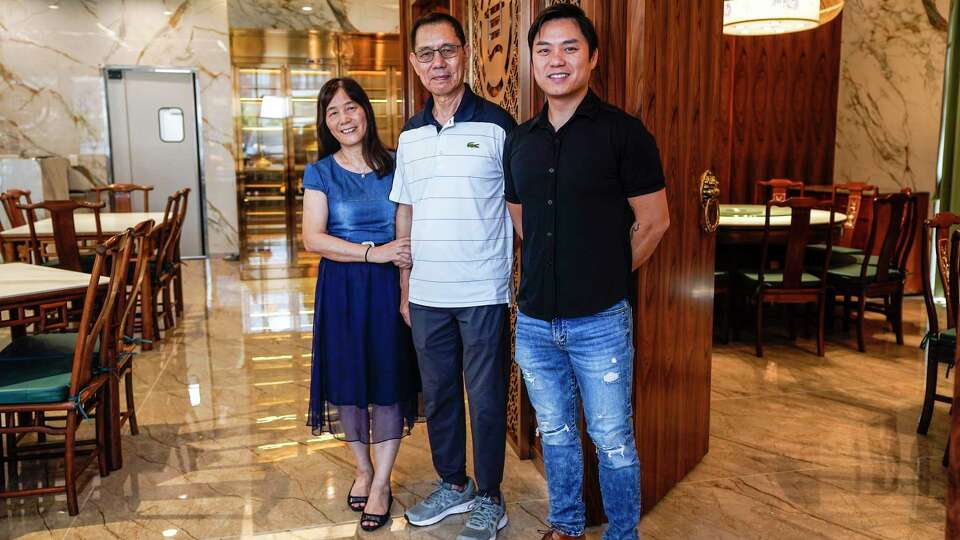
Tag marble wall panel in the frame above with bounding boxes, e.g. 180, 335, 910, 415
227, 0, 399, 32
0, 0, 239, 254
834, 0, 950, 195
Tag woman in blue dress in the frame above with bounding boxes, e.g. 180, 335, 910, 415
302, 77, 419, 532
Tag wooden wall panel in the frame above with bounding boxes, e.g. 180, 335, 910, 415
716, 15, 843, 203
626, 0, 719, 509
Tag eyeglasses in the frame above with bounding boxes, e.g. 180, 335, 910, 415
414, 44, 462, 63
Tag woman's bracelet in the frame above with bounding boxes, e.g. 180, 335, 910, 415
363, 245, 372, 263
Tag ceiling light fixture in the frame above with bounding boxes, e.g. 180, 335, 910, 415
723, 0, 844, 36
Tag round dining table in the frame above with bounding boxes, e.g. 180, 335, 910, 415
717, 204, 846, 245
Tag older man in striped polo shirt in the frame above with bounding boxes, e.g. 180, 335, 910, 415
390, 11, 516, 540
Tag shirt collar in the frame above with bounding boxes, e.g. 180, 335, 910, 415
423, 84, 479, 129
529, 89, 601, 132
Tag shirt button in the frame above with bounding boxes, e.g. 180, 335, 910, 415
548, 168, 555, 174
547, 199, 553, 205
554, 139, 560, 145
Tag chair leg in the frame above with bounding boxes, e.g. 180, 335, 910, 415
174, 266, 184, 319
892, 290, 905, 346
856, 294, 867, 353
817, 297, 826, 357
151, 286, 162, 339
125, 369, 139, 436
141, 281, 155, 350
162, 285, 174, 331
65, 412, 79, 516
96, 394, 109, 478
36, 411, 46, 443
4, 412, 16, 482
755, 297, 764, 358
917, 349, 939, 434
842, 294, 851, 332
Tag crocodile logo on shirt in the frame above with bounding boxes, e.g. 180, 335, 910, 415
467, 142, 480, 149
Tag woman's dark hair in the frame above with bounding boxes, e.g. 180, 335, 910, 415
527, 3, 598, 56
411, 12, 466, 48
316, 77, 394, 178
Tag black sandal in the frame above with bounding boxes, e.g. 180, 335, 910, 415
359, 490, 393, 532
347, 480, 368, 512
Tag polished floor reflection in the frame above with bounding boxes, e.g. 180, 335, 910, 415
0, 259, 948, 539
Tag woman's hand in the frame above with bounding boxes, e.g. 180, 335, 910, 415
367, 238, 411, 267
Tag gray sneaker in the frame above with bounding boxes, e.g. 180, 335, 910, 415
405, 478, 477, 527
456, 495, 508, 540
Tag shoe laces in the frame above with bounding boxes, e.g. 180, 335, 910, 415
466, 495, 501, 529
422, 480, 458, 508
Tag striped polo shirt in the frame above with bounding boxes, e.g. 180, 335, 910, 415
389, 85, 516, 308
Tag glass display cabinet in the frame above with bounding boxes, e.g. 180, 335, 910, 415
232, 30, 403, 279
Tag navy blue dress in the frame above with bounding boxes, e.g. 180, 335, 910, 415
304, 155, 419, 443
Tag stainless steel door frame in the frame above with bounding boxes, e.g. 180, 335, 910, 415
103, 65, 209, 258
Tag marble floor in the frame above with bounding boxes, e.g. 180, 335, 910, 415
0, 259, 950, 539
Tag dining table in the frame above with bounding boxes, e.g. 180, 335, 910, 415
717, 203, 846, 244
0, 262, 124, 470
0, 211, 165, 263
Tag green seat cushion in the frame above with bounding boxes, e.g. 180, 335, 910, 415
0, 355, 74, 404
0, 333, 99, 363
808, 244, 864, 255
827, 264, 902, 281
740, 271, 822, 285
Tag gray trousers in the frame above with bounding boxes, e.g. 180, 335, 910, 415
408, 302, 509, 497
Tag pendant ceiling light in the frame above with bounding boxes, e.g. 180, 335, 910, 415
723, 0, 845, 36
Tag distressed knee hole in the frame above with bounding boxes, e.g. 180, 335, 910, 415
595, 441, 639, 468
537, 422, 576, 445
602, 371, 620, 383
521, 369, 536, 384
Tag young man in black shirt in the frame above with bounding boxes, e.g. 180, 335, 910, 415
503, 5, 669, 540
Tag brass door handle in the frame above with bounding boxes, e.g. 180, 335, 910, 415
700, 170, 720, 233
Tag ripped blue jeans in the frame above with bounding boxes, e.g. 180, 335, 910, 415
515, 299, 640, 540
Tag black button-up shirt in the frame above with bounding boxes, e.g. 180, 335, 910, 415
503, 91, 665, 320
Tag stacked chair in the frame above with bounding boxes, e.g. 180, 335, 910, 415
0, 180, 192, 514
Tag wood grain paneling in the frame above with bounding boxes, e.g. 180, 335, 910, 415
715, 16, 843, 204
625, 0, 719, 510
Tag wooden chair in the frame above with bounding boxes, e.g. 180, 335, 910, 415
171, 188, 190, 319
826, 192, 909, 352
117, 220, 154, 435
894, 188, 918, 274
19, 200, 104, 272
1, 189, 37, 228
830, 182, 879, 249
737, 197, 834, 357
91, 183, 154, 213
917, 213, 960, 435
141, 191, 184, 343
754, 179, 805, 204
0, 230, 132, 515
